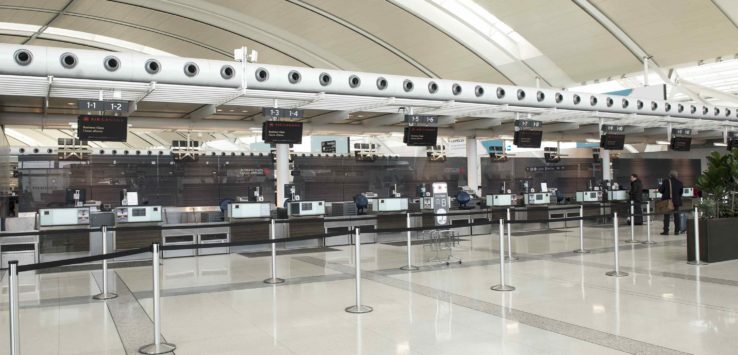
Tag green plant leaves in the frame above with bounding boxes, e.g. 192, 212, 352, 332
697, 150, 738, 218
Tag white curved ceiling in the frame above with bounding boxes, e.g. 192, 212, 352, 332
0, 0, 735, 88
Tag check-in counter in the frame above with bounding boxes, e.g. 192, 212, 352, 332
113, 206, 162, 261
324, 215, 377, 246
38, 207, 91, 262
228, 202, 271, 253
1, 213, 39, 268
162, 206, 228, 258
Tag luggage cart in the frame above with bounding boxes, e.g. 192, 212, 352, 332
424, 230, 462, 265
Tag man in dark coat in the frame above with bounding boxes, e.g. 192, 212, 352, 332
629, 174, 644, 225
658, 170, 684, 235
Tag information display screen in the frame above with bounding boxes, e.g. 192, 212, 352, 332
403, 126, 438, 146
77, 115, 127, 142
600, 134, 625, 150
670, 136, 692, 151
513, 130, 542, 148
262, 121, 303, 144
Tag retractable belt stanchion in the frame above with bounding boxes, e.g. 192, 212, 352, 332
8, 260, 20, 355
491, 219, 515, 292
625, 201, 640, 243
505, 208, 518, 261
642, 202, 656, 245
346, 228, 372, 313
606, 213, 629, 277
93, 225, 118, 300
264, 219, 285, 284
573, 205, 590, 253
139, 243, 176, 354
400, 213, 419, 271
688, 207, 708, 266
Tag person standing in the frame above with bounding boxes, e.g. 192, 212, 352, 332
629, 174, 643, 225
658, 171, 684, 235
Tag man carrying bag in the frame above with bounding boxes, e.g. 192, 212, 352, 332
657, 171, 684, 235
629, 174, 644, 225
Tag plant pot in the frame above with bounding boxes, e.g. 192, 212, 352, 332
687, 217, 738, 263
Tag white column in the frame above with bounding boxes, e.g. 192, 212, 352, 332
466, 137, 481, 196
602, 149, 612, 181
276, 143, 290, 206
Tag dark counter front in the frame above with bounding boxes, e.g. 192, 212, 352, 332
39, 230, 89, 254
230, 222, 270, 243
115, 228, 161, 250
288, 218, 325, 238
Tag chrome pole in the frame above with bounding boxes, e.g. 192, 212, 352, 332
505, 208, 518, 261
626, 201, 639, 243
139, 243, 176, 354
492, 219, 515, 291
574, 205, 590, 253
264, 219, 285, 284
346, 228, 373, 313
400, 213, 419, 271
94, 225, 118, 300
643, 202, 656, 245
606, 213, 629, 277
8, 260, 20, 355
688, 207, 707, 265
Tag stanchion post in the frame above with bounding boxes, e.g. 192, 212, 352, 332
505, 208, 518, 261
574, 205, 590, 253
688, 207, 707, 266
346, 228, 373, 313
400, 213, 419, 271
8, 260, 20, 355
93, 225, 118, 300
139, 243, 176, 355
642, 202, 656, 245
625, 201, 640, 243
606, 213, 629, 277
264, 219, 285, 284
492, 219, 515, 292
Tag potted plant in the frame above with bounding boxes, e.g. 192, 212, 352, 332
690, 150, 738, 262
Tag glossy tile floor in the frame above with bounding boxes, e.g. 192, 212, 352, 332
1, 223, 737, 354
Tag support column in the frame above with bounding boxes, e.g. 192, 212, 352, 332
602, 149, 612, 182
466, 137, 481, 196
276, 143, 290, 207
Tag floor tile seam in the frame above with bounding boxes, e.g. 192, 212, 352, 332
91, 271, 130, 355
296, 255, 690, 355
550, 257, 738, 287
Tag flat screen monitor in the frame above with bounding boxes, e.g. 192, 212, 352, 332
600, 134, 625, 150
262, 121, 303, 144
403, 126, 438, 146
513, 130, 542, 148
670, 136, 692, 151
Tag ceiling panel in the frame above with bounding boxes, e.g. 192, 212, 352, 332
0, 8, 56, 25
475, 0, 642, 83
0, 35, 25, 44
207, 0, 424, 76
591, 0, 738, 67
303, 0, 510, 83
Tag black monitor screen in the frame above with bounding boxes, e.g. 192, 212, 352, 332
600, 134, 625, 150
403, 126, 438, 146
64, 188, 86, 206
670, 136, 692, 151
513, 130, 543, 148
262, 121, 303, 144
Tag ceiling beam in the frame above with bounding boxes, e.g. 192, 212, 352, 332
309, 111, 349, 124
540, 122, 580, 133
452, 118, 502, 131
185, 104, 216, 120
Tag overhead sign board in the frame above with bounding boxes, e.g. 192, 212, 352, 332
321, 140, 336, 153
404, 115, 437, 125
601, 124, 625, 133
262, 107, 303, 119
78, 100, 129, 112
77, 115, 128, 142
262, 121, 303, 144
403, 126, 438, 146
514, 119, 542, 129
671, 128, 692, 136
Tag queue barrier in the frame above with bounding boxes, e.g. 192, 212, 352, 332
4, 206, 694, 355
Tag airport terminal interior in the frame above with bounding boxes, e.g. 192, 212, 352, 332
2, 1, 738, 354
